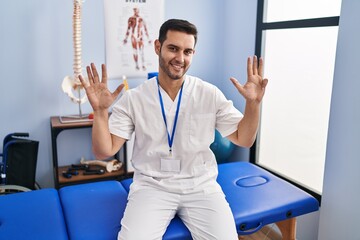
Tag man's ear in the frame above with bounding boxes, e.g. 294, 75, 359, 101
154, 39, 161, 55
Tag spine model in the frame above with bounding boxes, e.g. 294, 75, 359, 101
62, 0, 87, 108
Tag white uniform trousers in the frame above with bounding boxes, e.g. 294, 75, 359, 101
117, 186, 238, 240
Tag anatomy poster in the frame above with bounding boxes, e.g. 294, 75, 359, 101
104, 0, 164, 79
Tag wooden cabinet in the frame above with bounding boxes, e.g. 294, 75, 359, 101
50, 116, 128, 189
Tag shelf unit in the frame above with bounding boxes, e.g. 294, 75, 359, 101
50, 116, 128, 189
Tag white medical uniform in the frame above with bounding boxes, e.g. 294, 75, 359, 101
109, 75, 243, 240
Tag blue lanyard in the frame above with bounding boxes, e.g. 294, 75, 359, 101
157, 77, 184, 155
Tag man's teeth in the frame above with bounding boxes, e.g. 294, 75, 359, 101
172, 64, 183, 70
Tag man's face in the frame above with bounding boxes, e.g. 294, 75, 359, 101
155, 30, 195, 80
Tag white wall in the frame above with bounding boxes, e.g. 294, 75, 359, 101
318, 0, 360, 238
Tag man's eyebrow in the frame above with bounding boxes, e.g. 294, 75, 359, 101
166, 44, 179, 49
165, 44, 194, 53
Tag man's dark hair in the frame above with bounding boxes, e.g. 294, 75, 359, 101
158, 19, 198, 46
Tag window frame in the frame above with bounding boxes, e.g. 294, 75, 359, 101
251, 0, 340, 203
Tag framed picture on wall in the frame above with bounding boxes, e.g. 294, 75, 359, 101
104, 0, 164, 79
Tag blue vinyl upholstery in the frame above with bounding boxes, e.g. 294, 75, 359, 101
0, 189, 68, 240
217, 162, 319, 234
0, 162, 319, 239
59, 181, 128, 240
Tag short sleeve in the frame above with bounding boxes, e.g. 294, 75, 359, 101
109, 92, 135, 140
214, 87, 243, 137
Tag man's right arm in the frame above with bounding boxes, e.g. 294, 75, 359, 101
92, 109, 126, 160
79, 63, 125, 159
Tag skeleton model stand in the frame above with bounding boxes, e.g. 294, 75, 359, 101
60, 0, 89, 123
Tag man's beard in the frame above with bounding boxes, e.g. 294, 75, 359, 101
158, 53, 189, 80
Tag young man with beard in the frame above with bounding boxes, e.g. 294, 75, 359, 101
79, 19, 268, 240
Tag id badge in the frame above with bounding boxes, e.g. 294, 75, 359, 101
161, 157, 180, 173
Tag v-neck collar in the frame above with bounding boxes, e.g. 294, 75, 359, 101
157, 77, 189, 113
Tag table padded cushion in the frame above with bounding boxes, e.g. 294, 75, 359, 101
59, 181, 128, 240
0, 189, 68, 240
217, 162, 319, 234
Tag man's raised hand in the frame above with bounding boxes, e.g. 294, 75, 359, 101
230, 56, 268, 104
79, 63, 124, 111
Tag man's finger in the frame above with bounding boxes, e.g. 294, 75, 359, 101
258, 57, 264, 78
113, 84, 125, 99
247, 56, 253, 76
230, 77, 239, 86
230, 77, 246, 97
101, 64, 108, 85
91, 63, 100, 83
262, 78, 269, 89
78, 75, 89, 88
252, 55, 258, 76
230, 77, 242, 90
86, 65, 94, 85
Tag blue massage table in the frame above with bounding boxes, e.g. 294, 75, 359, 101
60, 162, 319, 239
0, 162, 319, 239
119, 162, 319, 239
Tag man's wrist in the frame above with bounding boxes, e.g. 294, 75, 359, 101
245, 100, 261, 108
93, 109, 109, 119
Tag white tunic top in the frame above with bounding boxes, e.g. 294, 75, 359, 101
109, 75, 243, 194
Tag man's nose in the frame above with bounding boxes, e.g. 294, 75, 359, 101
175, 52, 185, 62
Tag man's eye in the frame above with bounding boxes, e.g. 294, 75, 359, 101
185, 50, 193, 55
169, 47, 176, 52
